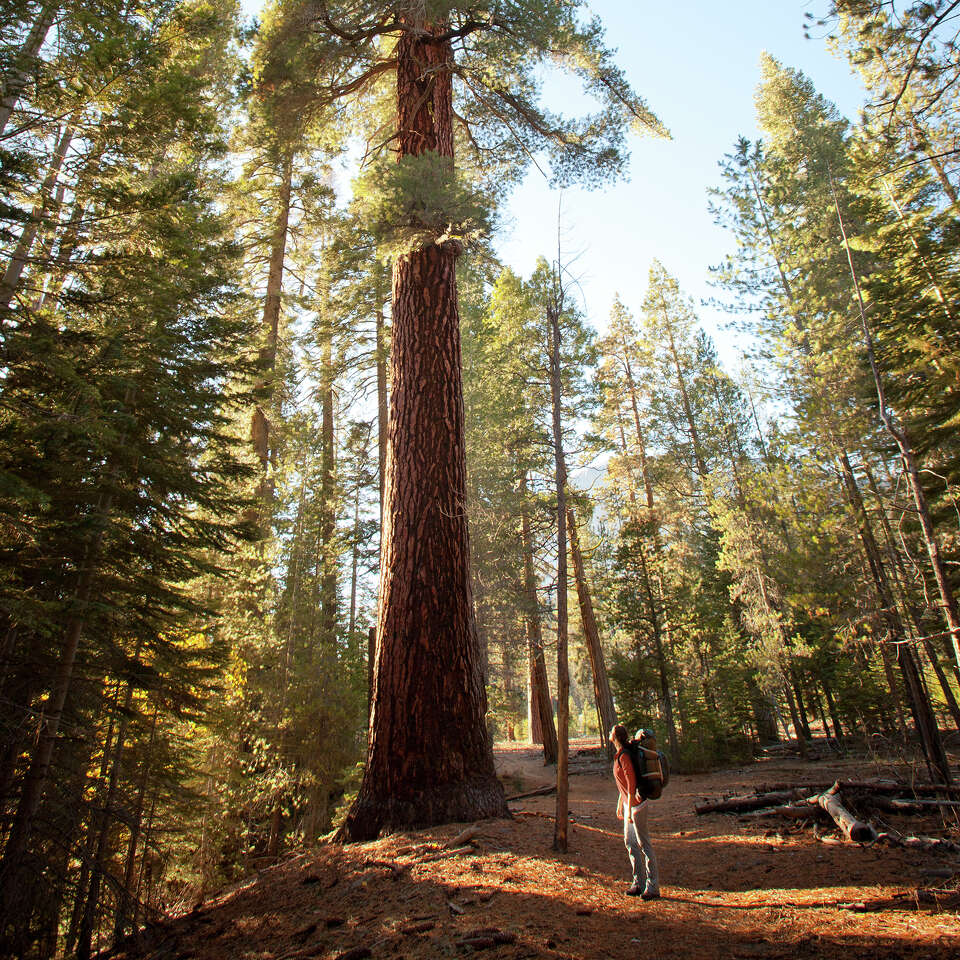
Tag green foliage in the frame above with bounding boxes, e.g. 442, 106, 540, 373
353, 152, 490, 258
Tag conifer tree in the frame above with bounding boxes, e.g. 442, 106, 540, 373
277, 0, 668, 841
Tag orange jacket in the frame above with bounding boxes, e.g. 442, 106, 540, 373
613, 748, 640, 818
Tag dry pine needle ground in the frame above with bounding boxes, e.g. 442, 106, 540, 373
108, 742, 960, 960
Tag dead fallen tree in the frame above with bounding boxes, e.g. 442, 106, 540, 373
697, 779, 959, 850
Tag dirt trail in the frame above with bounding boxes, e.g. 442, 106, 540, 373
111, 741, 960, 960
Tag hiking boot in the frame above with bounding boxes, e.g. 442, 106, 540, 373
626, 883, 643, 896
641, 886, 660, 901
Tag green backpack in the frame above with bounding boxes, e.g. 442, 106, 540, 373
627, 729, 670, 800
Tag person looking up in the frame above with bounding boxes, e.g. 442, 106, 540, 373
610, 723, 660, 900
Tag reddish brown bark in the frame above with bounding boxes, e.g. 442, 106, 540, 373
338, 21, 506, 842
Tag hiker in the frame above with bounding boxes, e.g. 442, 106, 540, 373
609, 723, 660, 900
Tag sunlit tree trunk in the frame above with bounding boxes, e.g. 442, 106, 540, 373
837, 448, 951, 783
0, 0, 58, 136
318, 263, 338, 642
338, 20, 506, 841
566, 505, 615, 757
548, 296, 569, 853
1, 122, 73, 308
861, 456, 960, 730
831, 174, 960, 685
251, 151, 293, 512
521, 476, 557, 763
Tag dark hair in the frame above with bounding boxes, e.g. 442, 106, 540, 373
609, 724, 629, 747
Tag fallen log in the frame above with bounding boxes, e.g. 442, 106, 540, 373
748, 779, 960, 797
445, 826, 480, 848
839, 780, 960, 799
505, 785, 556, 802
739, 802, 823, 821
867, 795, 960, 814
811, 783, 877, 843
696, 789, 810, 815
876, 828, 960, 854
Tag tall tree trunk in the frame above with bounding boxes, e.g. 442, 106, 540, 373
0, 499, 109, 926
566, 506, 616, 757
376, 298, 388, 522
635, 531, 679, 756
76, 663, 138, 960
338, 21, 506, 842
612, 407, 679, 754
821, 678, 845, 743
66, 689, 118, 957
548, 296, 569, 853
658, 295, 708, 482
617, 350, 653, 508
318, 270, 338, 642
348, 478, 361, 638
837, 450, 909, 732
837, 449, 951, 781
861, 456, 960, 730
747, 676, 780, 744
521, 477, 557, 763
1, 122, 72, 308
791, 669, 812, 740
831, 174, 960, 682
0, 0, 57, 136
113, 707, 158, 945
371, 293, 388, 684
251, 151, 293, 511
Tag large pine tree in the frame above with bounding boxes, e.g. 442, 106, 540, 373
263, 0, 667, 841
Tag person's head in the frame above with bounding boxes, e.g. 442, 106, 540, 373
609, 724, 629, 749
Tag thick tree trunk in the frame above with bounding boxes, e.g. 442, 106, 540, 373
521, 478, 557, 763
747, 676, 780, 745
338, 23, 506, 842
566, 506, 615, 758
548, 298, 569, 853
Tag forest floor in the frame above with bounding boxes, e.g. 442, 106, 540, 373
112, 739, 960, 960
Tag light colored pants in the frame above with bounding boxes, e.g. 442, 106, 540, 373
624, 801, 659, 892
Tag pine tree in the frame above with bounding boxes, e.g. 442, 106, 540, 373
282, 0, 668, 841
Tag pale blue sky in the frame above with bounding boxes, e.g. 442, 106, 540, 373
239, 2, 866, 362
